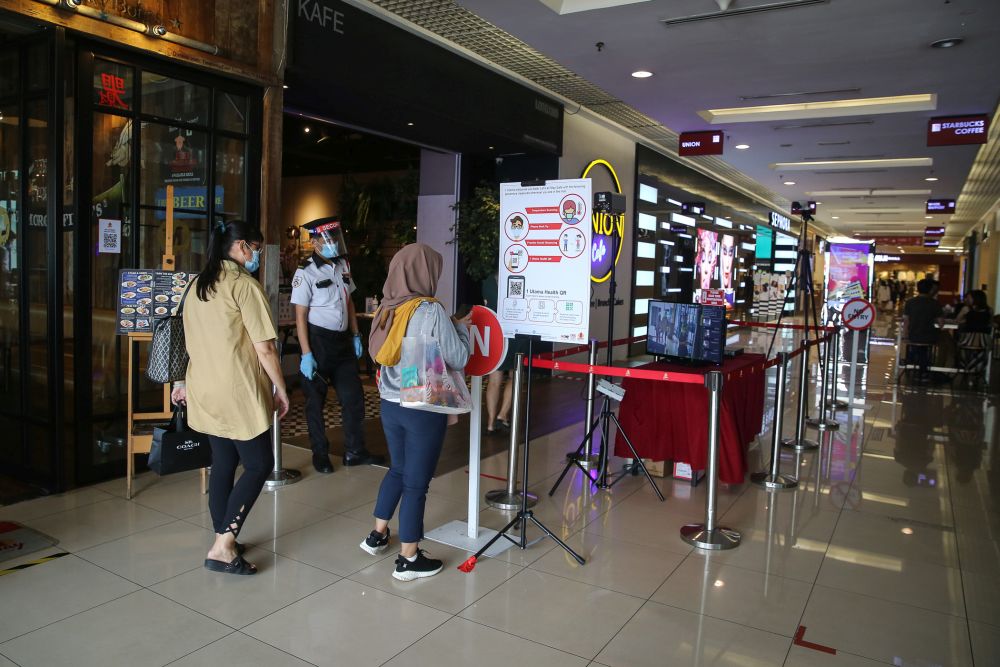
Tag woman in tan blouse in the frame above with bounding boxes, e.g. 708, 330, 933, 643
171, 220, 289, 575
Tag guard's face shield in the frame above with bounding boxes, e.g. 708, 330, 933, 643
309, 220, 348, 260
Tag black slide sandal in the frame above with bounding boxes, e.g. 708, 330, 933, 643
204, 555, 257, 575
235, 542, 246, 556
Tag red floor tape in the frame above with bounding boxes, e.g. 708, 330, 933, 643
794, 625, 837, 655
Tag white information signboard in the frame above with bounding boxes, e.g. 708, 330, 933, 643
498, 179, 592, 343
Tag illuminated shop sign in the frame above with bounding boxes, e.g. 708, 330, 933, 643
924, 226, 946, 237
581, 159, 624, 283
927, 114, 989, 146
678, 131, 724, 156
769, 211, 791, 231
874, 254, 902, 262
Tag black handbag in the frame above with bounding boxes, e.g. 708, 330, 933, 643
149, 408, 212, 475
146, 283, 192, 384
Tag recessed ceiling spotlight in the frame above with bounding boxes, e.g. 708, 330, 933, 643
783, 181, 796, 185
631, 70, 654, 78
303, 126, 310, 134
832, 216, 840, 219
406, 122, 414, 126
925, 176, 939, 181
735, 144, 750, 150
925, 216, 933, 219
931, 37, 964, 49
282, 84, 288, 89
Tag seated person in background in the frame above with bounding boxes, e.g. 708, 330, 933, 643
956, 289, 993, 382
902, 278, 943, 381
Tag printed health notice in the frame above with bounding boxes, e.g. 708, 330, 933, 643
498, 179, 592, 343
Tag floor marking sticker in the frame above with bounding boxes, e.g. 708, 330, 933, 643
0, 551, 71, 577
794, 625, 837, 655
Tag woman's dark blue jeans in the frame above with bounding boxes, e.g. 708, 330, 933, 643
373, 399, 447, 543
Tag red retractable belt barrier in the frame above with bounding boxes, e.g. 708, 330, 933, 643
729, 319, 837, 332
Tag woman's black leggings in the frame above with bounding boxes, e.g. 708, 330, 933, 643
207, 431, 274, 537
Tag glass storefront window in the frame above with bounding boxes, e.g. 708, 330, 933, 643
27, 41, 48, 92
216, 91, 247, 133
141, 72, 210, 124
139, 122, 209, 207
93, 60, 134, 111
0, 98, 20, 414
26, 99, 49, 414
215, 136, 246, 221
0, 50, 17, 98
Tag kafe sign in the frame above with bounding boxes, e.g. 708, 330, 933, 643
581, 159, 625, 283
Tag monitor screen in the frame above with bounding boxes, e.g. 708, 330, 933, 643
647, 301, 726, 365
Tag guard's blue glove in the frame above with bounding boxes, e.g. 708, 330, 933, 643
353, 334, 363, 359
300, 352, 317, 379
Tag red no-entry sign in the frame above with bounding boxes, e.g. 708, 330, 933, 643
842, 298, 875, 331
465, 306, 508, 376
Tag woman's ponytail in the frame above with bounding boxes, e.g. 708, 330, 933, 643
195, 219, 263, 301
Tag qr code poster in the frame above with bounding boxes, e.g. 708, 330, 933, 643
99, 218, 122, 254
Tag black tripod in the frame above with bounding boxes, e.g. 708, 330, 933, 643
548, 228, 664, 501
765, 215, 824, 359
462, 335, 585, 569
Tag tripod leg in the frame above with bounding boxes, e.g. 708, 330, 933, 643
527, 515, 585, 564
548, 414, 603, 496
609, 412, 665, 501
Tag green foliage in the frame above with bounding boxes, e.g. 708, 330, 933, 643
339, 171, 418, 302
452, 182, 500, 281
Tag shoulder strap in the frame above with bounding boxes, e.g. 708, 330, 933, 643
176, 278, 194, 317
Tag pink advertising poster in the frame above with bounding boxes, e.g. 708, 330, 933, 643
827, 243, 872, 303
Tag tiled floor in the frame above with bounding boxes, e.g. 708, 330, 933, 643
1, 315, 997, 666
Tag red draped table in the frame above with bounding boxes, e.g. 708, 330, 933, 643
614, 354, 767, 484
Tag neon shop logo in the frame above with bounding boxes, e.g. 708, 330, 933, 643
580, 159, 625, 284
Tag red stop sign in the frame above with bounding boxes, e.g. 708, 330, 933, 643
465, 306, 508, 376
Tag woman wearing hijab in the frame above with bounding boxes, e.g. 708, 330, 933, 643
360, 243, 471, 580
171, 219, 289, 575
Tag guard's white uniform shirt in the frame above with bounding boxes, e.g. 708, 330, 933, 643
290, 257, 356, 332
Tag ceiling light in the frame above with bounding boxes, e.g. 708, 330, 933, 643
805, 189, 932, 197
925, 176, 939, 182
282, 84, 288, 89
926, 216, 933, 219
713, 580, 725, 587
406, 122, 414, 126
832, 216, 840, 219
735, 144, 750, 150
303, 126, 310, 134
771, 157, 932, 171
698, 94, 937, 124
631, 70, 654, 78
931, 37, 963, 49
783, 181, 797, 185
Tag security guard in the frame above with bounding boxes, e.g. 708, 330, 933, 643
292, 217, 384, 473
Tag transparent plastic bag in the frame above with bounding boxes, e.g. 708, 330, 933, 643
398, 306, 472, 414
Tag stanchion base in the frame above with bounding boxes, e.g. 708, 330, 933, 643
424, 520, 515, 558
750, 472, 799, 489
264, 468, 302, 490
565, 452, 599, 469
825, 399, 849, 410
806, 418, 840, 431
781, 437, 819, 451
485, 489, 538, 511
680, 524, 741, 551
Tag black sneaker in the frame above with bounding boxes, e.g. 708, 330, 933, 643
393, 549, 443, 581
360, 528, 390, 556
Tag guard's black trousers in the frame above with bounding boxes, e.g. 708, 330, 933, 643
302, 324, 367, 458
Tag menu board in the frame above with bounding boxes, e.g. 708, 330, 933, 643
117, 269, 195, 335
497, 178, 592, 343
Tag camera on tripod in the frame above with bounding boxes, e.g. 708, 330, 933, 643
595, 191, 626, 215
792, 201, 816, 223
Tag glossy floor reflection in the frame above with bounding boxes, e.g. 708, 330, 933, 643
0, 314, 997, 665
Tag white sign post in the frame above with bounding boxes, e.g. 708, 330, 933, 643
424, 307, 513, 557
842, 298, 875, 414
498, 179, 592, 343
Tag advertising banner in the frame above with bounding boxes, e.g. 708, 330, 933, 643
498, 179, 592, 343
827, 243, 872, 305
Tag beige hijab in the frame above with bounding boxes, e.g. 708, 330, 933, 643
368, 243, 442, 363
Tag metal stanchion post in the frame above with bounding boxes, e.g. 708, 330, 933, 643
782, 340, 818, 451
751, 353, 798, 490
485, 355, 538, 510
806, 334, 839, 431
265, 342, 301, 490
825, 328, 848, 411
566, 340, 599, 469
680, 371, 741, 550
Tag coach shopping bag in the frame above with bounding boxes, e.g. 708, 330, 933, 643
398, 311, 472, 415
149, 408, 212, 475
